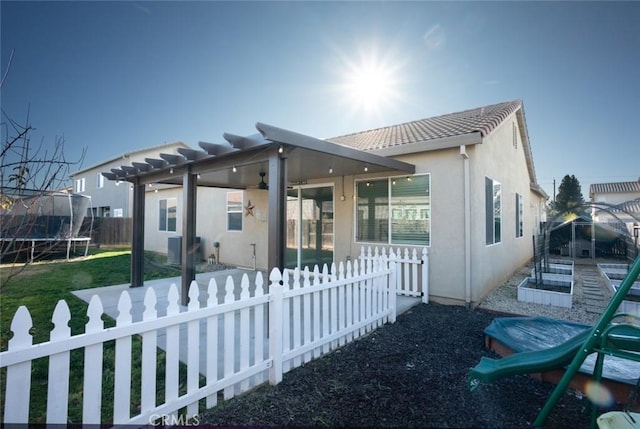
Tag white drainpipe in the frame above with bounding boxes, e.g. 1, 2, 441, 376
460, 145, 472, 306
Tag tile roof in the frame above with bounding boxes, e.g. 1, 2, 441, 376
590, 180, 640, 195
328, 99, 523, 151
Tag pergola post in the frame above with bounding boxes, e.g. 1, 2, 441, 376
181, 166, 197, 306
131, 178, 145, 287
268, 147, 287, 272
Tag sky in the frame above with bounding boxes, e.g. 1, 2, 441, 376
1, 1, 639, 200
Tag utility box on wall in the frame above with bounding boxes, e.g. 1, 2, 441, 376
167, 236, 202, 265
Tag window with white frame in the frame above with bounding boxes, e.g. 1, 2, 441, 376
75, 178, 85, 193
485, 177, 501, 245
159, 198, 177, 232
227, 191, 243, 231
96, 173, 104, 189
356, 174, 430, 246
516, 193, 524, 238
512, 122, 518, 149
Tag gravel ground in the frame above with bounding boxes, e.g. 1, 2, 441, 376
198, 259, 619, 428
478, 259, 614, 325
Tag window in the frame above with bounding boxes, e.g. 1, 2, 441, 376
512, 122, 518, 149
227, 191, 243, 231
75, 178, 85, 193
356, 174, 430, 246
159, 198, 177, 232
485, 177, 501, 245
515, 193, 524, 238
96, 173, 104, 189
113, 208, 123, 218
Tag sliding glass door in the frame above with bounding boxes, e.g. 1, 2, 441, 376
285, 185, 334, 269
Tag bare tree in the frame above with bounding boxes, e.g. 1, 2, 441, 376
1, 50, 87, 283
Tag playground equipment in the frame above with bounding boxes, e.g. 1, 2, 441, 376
468, 254, 640, 427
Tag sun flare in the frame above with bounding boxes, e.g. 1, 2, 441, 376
346, 63, 395, 109
338, 45, 403, 116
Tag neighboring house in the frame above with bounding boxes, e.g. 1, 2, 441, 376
103, 99, 548, 306
70, 142, 191, 218
589, 179, 640, 239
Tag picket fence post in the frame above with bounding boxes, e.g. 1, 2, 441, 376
83, 295, 105, 424
114, 291, 133, 424
388, 249, 397, 323
140, 288, 158, 418
223, 276, 235, 400
269, 268, 283, 385
47, 300, 72, 424
5, 306, 33, 423
187, 281, 201, 417
422, 247, 429, 303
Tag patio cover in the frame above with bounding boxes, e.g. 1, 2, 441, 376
103, 122, 415, 304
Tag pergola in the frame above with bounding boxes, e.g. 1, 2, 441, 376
103, 122, 415, 304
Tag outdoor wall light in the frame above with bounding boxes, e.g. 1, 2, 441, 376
232, 166, 237, 173
329, 168, 333, 174
364, 166, 369, 172
278, 146, 284, 154
169, 168, 174, 174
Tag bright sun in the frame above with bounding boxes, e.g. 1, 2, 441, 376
347, 64, 394, 107
340, 47, 403, 116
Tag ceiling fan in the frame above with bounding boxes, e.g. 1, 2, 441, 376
257, 172, 268, 190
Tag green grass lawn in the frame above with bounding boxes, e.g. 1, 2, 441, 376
0, 248, 187, 424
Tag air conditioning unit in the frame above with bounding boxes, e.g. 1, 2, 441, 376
167, 236, 202, 265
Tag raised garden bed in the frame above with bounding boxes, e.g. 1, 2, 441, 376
519, 259, 574, 308
598, 263, 640, 314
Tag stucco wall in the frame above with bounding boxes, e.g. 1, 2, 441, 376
468, 114, 542, 303
144, 187, 270, 269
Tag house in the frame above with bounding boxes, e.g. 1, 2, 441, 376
589, 179, 640, 255
70, 142, 191, 218
101, 100, 548, 306
589, 179, 640, 237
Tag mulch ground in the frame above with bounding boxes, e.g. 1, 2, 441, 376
200, 303, 596, 428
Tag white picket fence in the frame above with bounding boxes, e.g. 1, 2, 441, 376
1, 249, 397, 425
360, 246, 429, 303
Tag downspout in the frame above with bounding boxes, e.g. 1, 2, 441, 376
460, 145, 472, 307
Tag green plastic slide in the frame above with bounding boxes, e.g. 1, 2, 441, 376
467, 329, 591, 391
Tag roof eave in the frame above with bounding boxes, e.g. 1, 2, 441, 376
364, 132, 483, 157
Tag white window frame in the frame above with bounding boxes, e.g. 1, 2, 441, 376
159, 198, 177, 232
96, 173, 104, 189
516, 193, 524, 238
227, 191, 243, 232
75, 178, 85, 193
486, 177, 502, 245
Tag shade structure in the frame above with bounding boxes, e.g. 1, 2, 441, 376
102, 122, 415, 304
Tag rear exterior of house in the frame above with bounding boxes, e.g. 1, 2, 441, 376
141, 100, 547, 305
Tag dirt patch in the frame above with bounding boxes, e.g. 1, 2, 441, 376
200, 303, 596, 428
